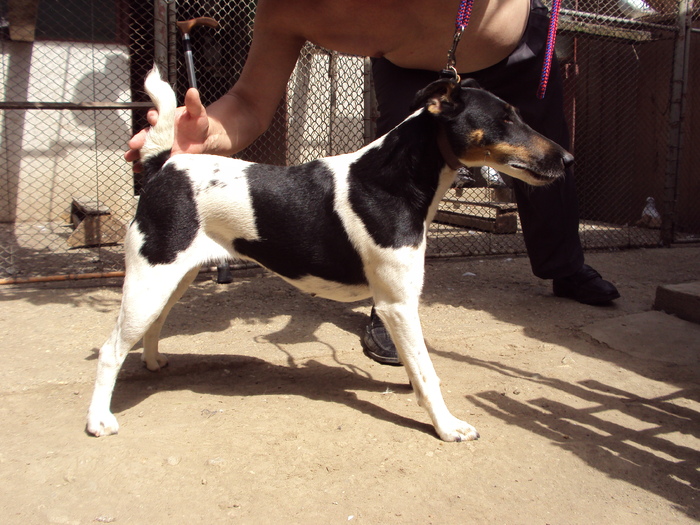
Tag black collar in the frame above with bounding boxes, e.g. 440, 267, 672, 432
437, 126, 465, 170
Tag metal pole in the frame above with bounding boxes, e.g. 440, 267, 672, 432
661, 0, 692, 245
328, 51, 337, 156
363, 57, 376, 146
153, 0, 169, 74
167, 1, 177, 86
288, 47, 312, 165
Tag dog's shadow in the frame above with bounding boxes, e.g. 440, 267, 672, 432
164, 269, 372, 347
85, 269, 374, 364
107, 352, 431, 436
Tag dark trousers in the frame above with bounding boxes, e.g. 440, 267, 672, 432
371, 0, 584, 279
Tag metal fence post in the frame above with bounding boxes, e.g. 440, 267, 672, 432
154, 0, 169, 75
662, 0, 693, 245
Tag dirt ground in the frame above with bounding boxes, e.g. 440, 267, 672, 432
1, 246, 699, 524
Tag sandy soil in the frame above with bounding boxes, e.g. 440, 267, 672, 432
0, 246, 699, 524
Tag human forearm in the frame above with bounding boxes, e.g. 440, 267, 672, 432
204, 90, 271, 157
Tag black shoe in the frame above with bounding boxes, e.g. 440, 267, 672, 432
553, 264, 620, 305
361, 308, 402, 366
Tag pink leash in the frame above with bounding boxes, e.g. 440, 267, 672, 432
444, 0, 561, 99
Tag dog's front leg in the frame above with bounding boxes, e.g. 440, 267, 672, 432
86, 324, 133, 436
375, 304, 479, 442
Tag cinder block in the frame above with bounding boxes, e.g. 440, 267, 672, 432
653, 281, 700, 325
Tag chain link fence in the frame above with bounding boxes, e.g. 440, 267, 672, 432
1, 0, 697, 281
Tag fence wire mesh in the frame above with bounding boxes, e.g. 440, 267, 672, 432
0, 0, 697, 281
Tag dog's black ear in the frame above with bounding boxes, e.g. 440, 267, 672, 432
461, 78, 482, 90
411, 78, 461, 115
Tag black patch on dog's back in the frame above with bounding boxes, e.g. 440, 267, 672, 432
234, 161, 366, 285
348, 114, 443, 248
135, 164, 199, 265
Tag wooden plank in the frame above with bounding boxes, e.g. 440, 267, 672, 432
71, 198, 111, 216
435, 209, 518, 234
0, 101, 154, 110
70, 199, 111, 230
441, 199, 517, 212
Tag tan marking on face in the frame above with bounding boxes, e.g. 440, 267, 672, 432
460, 145, 493, 163
490, 143, 533, 160
460, 142, 530, 164
461, 140, 541, 166
469, 129, 484, 144
534, 134, 558, 153
527, 134, 565, 159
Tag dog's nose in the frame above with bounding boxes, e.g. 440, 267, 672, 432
562, 151, 574, 170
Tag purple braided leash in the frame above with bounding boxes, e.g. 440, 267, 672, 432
456, 0, 475, 30
537, 0, 562, 99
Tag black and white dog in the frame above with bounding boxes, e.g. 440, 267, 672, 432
87, 67, 572, 441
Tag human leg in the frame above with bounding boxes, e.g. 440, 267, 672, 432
363, 7, 617, 365
464, 3, 618, 301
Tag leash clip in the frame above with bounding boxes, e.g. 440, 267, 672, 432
441, 27, 464, 83
440, 65, 460, 83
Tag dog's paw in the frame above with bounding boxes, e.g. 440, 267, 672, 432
436, 416, 479, 442
142, 352, 168, 372
86, 410, 119, 437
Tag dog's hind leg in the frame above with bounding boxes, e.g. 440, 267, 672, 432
373, 300, 479, 442
141, 267, 200, 371
87, 262, 197, 436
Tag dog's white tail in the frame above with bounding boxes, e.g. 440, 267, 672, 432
141, 65, 177, 164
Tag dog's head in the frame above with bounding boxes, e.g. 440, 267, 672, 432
412, 79, 573, 186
